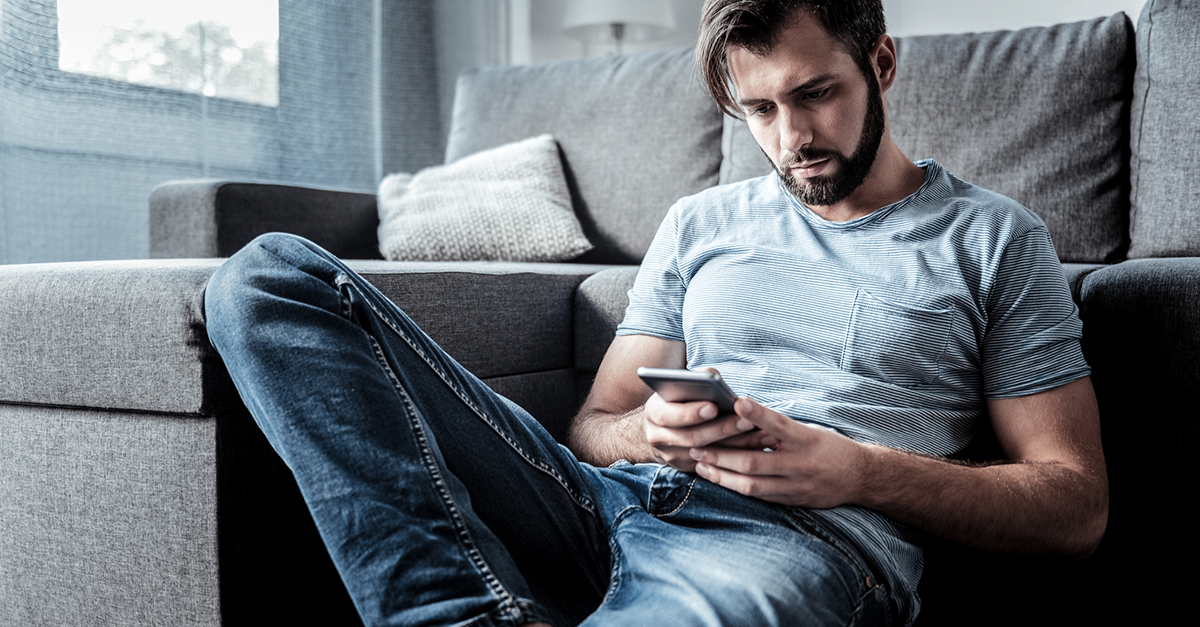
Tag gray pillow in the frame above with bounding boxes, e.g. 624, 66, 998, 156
377, 135, 593, 262
1129, 0, 1200, 258
720, 14, 1135, 264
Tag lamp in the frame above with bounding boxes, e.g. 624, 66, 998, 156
563, 0, 676, 55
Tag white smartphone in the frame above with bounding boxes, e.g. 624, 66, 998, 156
636, 367, 738, 415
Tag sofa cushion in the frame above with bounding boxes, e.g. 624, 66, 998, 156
721, 14, 1135, 264
447, 48, 723, 265
574, 267, 640, 374
0, 260, 234, 416
0, 259, 613, 416
0, 404, 221, 626
377, 135, 593, 263
1129, 0, 1200, 258
1077, 257, 1200, 619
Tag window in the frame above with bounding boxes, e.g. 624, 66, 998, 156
57, 0, 278, 106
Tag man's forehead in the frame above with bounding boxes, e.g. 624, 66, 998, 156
726, 21, 857, 101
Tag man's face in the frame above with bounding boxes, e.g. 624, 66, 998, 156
728, 13, 885, 208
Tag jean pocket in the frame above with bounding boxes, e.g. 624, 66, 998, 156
840, 289, 952, 387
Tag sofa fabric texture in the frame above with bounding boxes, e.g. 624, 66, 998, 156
0, 405, 220, 627
720, 14, 1135, 264
0, 259, 232, 415
1129, 0, 1200, 258
446, 48, 723, 265
0, 258, 612, 420
377, 134, 593, 262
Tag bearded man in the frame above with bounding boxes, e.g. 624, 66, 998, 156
204, 1, 1107, 625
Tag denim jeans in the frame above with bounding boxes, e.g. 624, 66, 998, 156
205, 233, 894, 627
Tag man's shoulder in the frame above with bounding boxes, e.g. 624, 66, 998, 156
668, 173, 788, 228
917, 160, 1048, 242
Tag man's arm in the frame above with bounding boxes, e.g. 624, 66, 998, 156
569, 334, 682, 466
689, 376, 1108, 556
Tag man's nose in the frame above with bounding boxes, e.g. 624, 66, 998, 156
778, 106, 813, 154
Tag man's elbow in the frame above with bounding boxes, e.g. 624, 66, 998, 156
1067, 482, 1109, 558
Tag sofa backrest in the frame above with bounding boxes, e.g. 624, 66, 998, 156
722, 13, 1136, 265
446, 48, 722, 265
449, 14, 1139, 266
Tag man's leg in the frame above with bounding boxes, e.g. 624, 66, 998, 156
205, 233, 608, 627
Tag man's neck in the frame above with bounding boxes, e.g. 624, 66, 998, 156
805, 139, 926, 223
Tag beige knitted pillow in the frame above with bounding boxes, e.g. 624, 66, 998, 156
377, 134, 592, 262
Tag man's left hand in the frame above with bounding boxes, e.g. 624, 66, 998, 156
690, 396, 870, 509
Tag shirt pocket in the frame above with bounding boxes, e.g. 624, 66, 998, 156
839, 289, 953, 387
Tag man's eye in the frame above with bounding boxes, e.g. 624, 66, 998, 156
748, 104, 773, 116
803, 89, 828, 101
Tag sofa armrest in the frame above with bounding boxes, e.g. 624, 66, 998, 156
150, 180, 382, 260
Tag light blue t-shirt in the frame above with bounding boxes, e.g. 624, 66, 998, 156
616, 160, 1090, 623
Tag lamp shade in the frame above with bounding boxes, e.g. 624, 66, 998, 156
563, 0, 676, 44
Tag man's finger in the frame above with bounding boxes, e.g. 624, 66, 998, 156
694, 461, 790, 500
733, 396, 800, 438
691, 446, 784, 477
714, 431, 778, 450
647, 413, 754, 449
645, 394, 721, 428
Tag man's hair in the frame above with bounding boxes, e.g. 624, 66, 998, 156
696, 0, 887, 118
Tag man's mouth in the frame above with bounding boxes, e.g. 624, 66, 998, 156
790, 158, 831, 178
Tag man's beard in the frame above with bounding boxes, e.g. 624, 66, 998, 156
774, 76, 886, 208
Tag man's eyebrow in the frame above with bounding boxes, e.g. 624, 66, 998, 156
737, 73, 837, 109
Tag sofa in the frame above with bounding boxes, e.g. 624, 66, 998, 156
2, 0, 1197, 624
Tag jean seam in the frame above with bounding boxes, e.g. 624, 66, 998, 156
846, 582, 891, 627
368, 335, 525, 618
448, 599, 552, 627
336, 272, 598, 518
597, 510, 637, 606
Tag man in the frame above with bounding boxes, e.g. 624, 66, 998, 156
204, 1, 1107, 625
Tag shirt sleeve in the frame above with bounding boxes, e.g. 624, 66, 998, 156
982, 227, 1091, 398
615, 204, 687, 342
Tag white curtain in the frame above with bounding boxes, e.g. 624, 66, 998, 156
0, 0, 502, 264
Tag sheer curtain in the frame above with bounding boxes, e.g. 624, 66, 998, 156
0, 0, 499, 264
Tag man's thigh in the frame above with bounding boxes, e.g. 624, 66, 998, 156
585, 463, 893, 627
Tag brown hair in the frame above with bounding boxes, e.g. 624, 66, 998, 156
696, 0, 887, 118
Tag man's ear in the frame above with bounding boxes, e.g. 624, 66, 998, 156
872, 34, 899, 92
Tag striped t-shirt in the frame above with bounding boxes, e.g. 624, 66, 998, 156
616, 160, 1090, 623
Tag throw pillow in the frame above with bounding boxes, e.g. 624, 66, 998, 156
377, 134, 593, 262
1129, 0, 1200, 258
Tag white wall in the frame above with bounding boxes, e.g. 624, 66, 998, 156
525, 0, 1147, 64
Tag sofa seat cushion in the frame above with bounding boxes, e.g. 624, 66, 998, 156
721, 14, 1135, 264
0, 259, 615, 416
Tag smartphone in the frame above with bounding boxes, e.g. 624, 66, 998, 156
636, 367, 738, 415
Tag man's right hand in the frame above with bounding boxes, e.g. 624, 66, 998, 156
570, 334, 777, 468
641, 389, 775, 472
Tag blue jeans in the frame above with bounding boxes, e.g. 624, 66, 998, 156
205, 233, 894, 627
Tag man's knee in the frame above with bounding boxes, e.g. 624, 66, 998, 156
204, 232, 335, 352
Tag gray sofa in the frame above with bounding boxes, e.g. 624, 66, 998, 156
3, 0, 1197, 625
